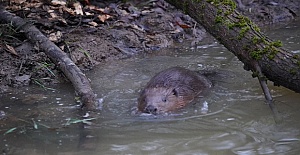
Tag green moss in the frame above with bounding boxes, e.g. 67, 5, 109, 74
262, 37, 268, 45
250, 49, 265, 60
252, 24, 261, 32
224, 0, 237, 9
268, 47, 279, 60
238, 26, 250, 39
236, 17, 248, 27
224, 20, 235, 29
267, 53, 275, 60
224, 10, 232, 16
203, 0, 285, 62
270, 40, 283, 47
252, 36, 260, 44
217, 9, 223, 14
215, 15, 223, 23
242, 45, 251, 51
251, 45, 278, 60
292, 54, 299, 59
250, 39, 282, 60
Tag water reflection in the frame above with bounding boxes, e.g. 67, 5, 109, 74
1, 20, 300, 154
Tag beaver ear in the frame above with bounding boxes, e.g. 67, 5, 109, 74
172, 88, 179, 97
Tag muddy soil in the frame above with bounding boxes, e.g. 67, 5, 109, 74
0, 0, 299, 93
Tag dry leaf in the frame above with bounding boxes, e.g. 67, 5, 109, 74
88, 6, 105, 13
49, 12, 57, 18
48, 9, 55, 13
88, 21, 98, 27
98, 14, 111, 23
26, 2, 42, 8
170, 29, 182, 34
63, 7, 75, 15
176, 21, 191, 29
57, 17, 67, 24
119, 9, 129, 16
85, 12, 93, 16
73, 2, 83, 15
9, 5, 21, 11
131, 24, 144, 32
51, 0, 66, 6
11, 0, 26, 4
5, 44, 18, 56
49, 31, 62, 42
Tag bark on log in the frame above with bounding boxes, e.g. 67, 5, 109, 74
0, 8, 97, 110
166, 0, 300, 93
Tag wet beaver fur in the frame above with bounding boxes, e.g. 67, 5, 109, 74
138, 67, 212, 114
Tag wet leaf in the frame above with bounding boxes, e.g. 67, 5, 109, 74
4, 127, 17, 135
32, 118, 38, 129
64, 118, 96, 126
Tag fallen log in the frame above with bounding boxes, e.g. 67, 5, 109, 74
166, 0, 300, 93
0, 7, 97, 110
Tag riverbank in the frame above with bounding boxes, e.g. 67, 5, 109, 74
0, 0, 299, 92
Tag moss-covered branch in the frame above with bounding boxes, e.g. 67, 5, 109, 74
166, 0, 300, 92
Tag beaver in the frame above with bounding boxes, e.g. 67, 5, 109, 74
138, 67, 212, 114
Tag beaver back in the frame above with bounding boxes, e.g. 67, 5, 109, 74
138, 67, 212, 114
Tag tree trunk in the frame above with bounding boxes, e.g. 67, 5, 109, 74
0, 8, 97, 110
166, 0, 300, 93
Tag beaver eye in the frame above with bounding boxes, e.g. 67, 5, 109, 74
172, 89, 178, 97
162, 97, 167, 102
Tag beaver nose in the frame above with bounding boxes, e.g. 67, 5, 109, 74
145, 105, 157, 114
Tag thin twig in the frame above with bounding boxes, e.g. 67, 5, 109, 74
254, 63, 282, 123
17, 58, 24, 75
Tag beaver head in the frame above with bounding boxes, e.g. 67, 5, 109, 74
138, 87, 187, 114
137, 67, 212, 115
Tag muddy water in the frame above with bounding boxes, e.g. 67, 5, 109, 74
1, 21, 300, 154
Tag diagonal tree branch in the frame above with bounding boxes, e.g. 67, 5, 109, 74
166, 0, 300, 93
0, 7, 97, 110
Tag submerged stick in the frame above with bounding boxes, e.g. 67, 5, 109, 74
255, 64, 282, 123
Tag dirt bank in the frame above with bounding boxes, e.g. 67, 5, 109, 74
0, 0, 299, 92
